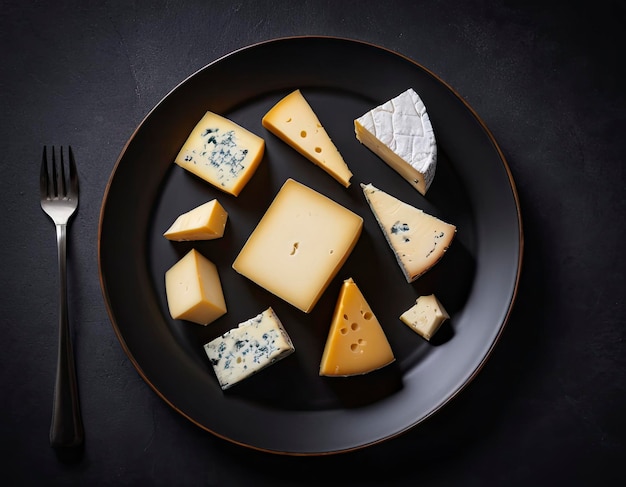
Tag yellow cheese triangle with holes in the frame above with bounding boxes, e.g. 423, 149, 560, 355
320, 278, 395, 376
262, 89, 353, 187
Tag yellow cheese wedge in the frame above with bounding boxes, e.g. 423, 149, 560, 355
175, 111, 265, 196
400, 294, 450, 340
232, 179, 363, 313
163, 199, 228, 241
262, 90, 353, 187
320, 278, 395, 376
361, 183, 456, 283
164, 249, 227, 325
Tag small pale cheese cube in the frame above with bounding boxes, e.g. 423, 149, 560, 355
204, 307, 295, 390
164, 249, 227, 325
362, 183, 456, 283
232, 179, 363, 313
163, 199, 228, 241
400, 294, 450, 340
320, 278, 395, 376
175, 111, 265, 196
262, 90, 353, 187
355, 88, 437, 195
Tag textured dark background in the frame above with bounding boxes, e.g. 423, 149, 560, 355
2, 0, 624, 485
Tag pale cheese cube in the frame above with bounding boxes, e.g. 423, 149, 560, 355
400, 294, 450, 340
232, 179, 363, 313
163, 199, 228, 241
164, 249, 227, 325
175, 111, 265, 196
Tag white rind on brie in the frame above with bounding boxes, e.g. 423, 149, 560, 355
355, 88, 437, 195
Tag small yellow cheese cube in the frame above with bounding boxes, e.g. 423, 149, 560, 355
165, 249, 227, 325
399, 294, 449, 340
175, 111, 265, 196
163, 199, 228, 241
232, 179, 363, 313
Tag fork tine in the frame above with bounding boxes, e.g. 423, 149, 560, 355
52, 145, 60, 197
40, 146, 50, 199
59, 147, 67, 197
68, 146, 79, 197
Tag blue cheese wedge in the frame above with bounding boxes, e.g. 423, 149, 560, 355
355, 88, 437, 195
361, 183, 456, 283
175, 111, 265, 196
400, 294, 450, 340
204, 307, 295, 390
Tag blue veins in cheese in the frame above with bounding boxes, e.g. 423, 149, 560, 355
204, 307, 295, 390
175, 111, 265, 196
361, 183, 456, 283
355, 88, 437, 196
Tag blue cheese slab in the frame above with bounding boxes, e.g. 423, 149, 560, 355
204, 307, 295, 390
174, 111, 265, 196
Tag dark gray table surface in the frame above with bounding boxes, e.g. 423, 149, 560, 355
2, 1, 624, 485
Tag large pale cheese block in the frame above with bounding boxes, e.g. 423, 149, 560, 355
355, 88, 437, 195
320, 278, 395, 376
400, 294, 450, 341
262, 90, 353, 187
232, 178, 363, 313
361, 183, 456, 283
163, 199, 228, 241
204, 307, 295, 390
175, 111, 265, 196
164, 249, 227, 325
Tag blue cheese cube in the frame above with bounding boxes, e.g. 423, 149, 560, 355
204, 307, 295, 390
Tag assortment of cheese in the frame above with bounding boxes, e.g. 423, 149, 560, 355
162, 88, 455, 389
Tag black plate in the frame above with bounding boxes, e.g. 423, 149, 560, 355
98, 36, 522, 455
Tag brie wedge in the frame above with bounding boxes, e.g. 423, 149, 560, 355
355, 88, 437, 195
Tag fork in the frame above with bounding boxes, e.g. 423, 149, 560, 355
40, 146, 84, 449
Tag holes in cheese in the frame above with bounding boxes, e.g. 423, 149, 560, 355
164, 249, 227, 326
399, 294, 450, 341
355, 88, 437, 195
204, 307, 295, 390
174, 111, 265, 196
320, 278, 395, 376
163, 199, 228, 241
262, 89, 353, 188
361, 183, 456, 283
232, 178, 363, 313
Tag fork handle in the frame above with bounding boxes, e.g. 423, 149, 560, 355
50, 223, 84, 449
